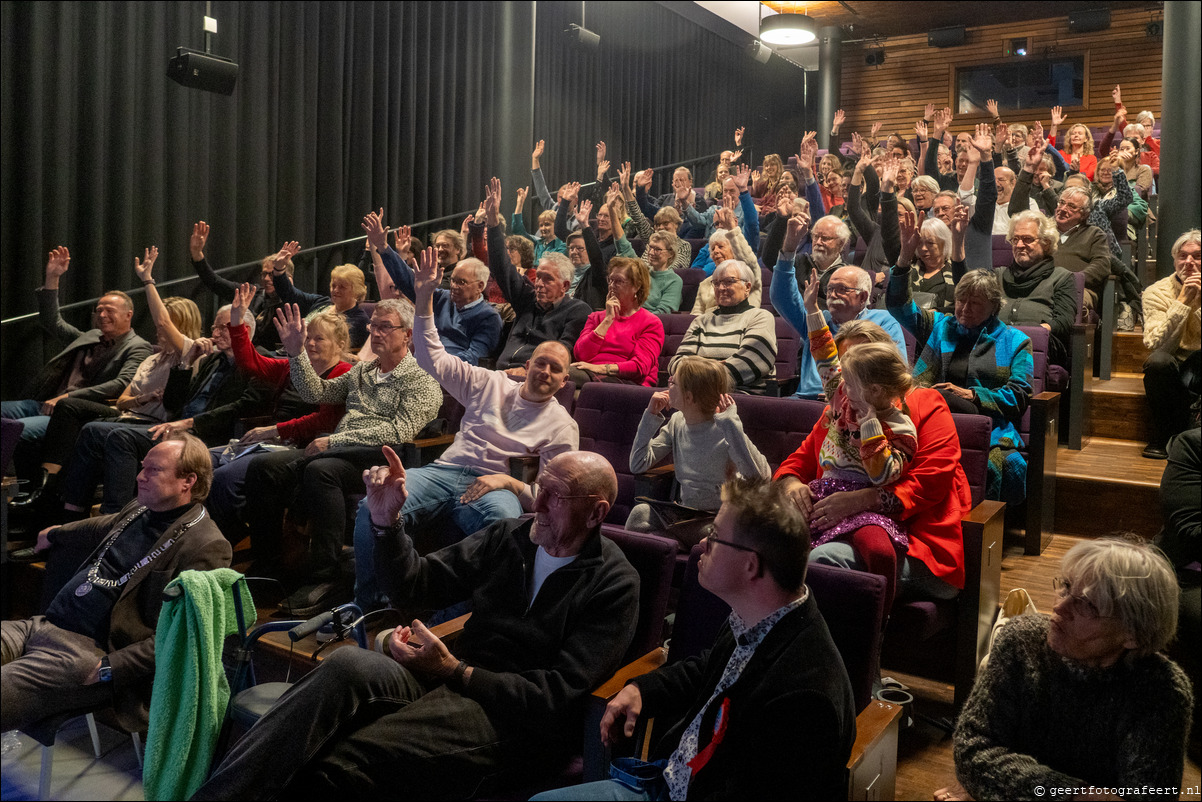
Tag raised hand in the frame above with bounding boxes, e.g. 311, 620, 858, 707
596, 159, 610, 183
618, 162, 634, 200
133, 246, 158, 283
575, 199, 593, 230
647, 390, 671, 416
473, 202, 487, 226
924, 102, 936, 121
45, 245, 71, 284
361, 208, 388, 251
950, 204, 970, 242
1025, 136, 1047, 171
634, 169, 653, 191
1113, 108, 1127, 131
831, 108, 846, 130
190, 221, 210, 261
1033, 120, 1045, 141
971, 122, 993, 156
783, 209, 810, 254
273, 303, 307, 357
714, 206, 736, 231
414, 246, 442, 309
268, 241, 300, 274
1111, 84, 1122, 106
728, 148, 743, 164
532, 138, 545, 169
484, 177, 502, 227
231, 282, 257, 327
734, 126, 745, 146
986, 98, 999, 118
395, 225, 414, 261
801, 268, 821, 314
1050, 105, 1066, 128
870, 120, 883, 138
915, 119, 929, 141
515, 186, 529, 214
994, 119, 1009, 148
561, 181, 580, 204
898, 208, 920, 266
879, 156, 900, 192
606, 181, 621, 207
732, 163, 751, 193
363, 445, 408, 527
595, 140, 606, 164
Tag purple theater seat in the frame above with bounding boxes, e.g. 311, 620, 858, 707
685, 238, 707, 263
655, 312, 698, 384
572, 383, 662, 524
734, 396, 825, 471
991, 234, 1011, 269
676, 268, 706, 313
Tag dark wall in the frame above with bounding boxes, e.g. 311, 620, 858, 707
0, 1, 805, 396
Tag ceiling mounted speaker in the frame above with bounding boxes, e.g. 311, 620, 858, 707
760, 12, 817, 46
749, 40, 773, 64
1068, 8, 1110, 33
166, 48, 238, 95
1146, 21, 1163, 37
864, 49, 886, 67
928, 25, 966, 48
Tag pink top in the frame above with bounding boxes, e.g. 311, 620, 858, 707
573, 308, 665, 387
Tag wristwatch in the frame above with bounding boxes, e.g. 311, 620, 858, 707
98, 657, 113, 683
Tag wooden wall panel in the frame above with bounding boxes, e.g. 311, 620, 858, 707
835, 9, 1162, 143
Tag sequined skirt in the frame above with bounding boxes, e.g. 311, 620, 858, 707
808, 476, 909, 552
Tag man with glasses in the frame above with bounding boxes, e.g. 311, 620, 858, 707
669, 261, 778, 394
350, 247, 582, 611
536, 477, 856, 800
362, 210, 501, 366
771, 213, 908, 400
196, 449, 639, 800
566, 232, 591, 293
1049, 185, 1111, 311
483, 177, 591, 373
998, 210, 1077, 367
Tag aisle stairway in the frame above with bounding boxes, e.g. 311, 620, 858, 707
1052, 331, 1167, 538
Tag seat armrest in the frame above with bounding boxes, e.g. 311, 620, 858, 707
589, 648, 668, 702
1024, 392, 1060, 555
633, 465, 676, 501
397, 434, 456, 469
583, 648, 668, 782
956, 499, 1005, 710
508, 455, 540, 483
847, 700, 903, 800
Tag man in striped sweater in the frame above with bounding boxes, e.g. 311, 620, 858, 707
669, 260, 777, 394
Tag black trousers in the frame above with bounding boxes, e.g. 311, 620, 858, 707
41, 398, 124, 468
242, 445, 392, 581
1143, 349, 1201, 447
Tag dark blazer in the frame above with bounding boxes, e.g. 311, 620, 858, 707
634, 596, 857, 800
29, 289, 153, 403
163, 353, 267, 445
47, 500, 231, 731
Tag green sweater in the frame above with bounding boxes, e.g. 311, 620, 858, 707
645, 268, 684, 314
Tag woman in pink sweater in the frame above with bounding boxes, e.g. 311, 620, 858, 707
570, 257, 665, 386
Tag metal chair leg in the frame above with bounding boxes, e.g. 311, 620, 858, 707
39, 743, 53, 800
85, 712, 102, 758
131, 731, 142, 768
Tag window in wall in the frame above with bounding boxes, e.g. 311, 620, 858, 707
956, 56, 1085, 114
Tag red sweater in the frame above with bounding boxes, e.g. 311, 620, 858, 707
774, 387, 969, 588
229, 324, 352, 445
1048, 134, 1098, 181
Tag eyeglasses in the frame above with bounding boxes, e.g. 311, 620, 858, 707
449, 276, 475, 286
538, 484, 603, 506
607, 276, 630, 286
811, 232, 841, 243
826, 283, 860, 296
367, 321, 404, 335
1055, 199, 1085, 213
646, 245, 668, 254
1011, 235, 1039, 246
713, 278, 746, 289
701, 525, 759, 556
211, 322, 229, 332
1052, 577, 1117, 620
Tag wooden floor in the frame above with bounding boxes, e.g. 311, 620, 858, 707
890, 532, 1202, 801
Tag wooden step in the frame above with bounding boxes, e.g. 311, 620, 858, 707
1053, 438, 1165, 537
1112, 331, 1151, 374
1084, 373, 1150, 442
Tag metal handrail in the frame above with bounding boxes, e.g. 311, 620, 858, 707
0, 149, 731, 327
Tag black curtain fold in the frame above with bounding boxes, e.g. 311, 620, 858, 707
1, 0, 801, 395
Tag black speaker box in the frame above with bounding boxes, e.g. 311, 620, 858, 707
167, 48, 238, 95
928, 26, 966, 48
1068, 8, 1110, 33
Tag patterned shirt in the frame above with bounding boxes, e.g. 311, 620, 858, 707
663, 590, 809, 800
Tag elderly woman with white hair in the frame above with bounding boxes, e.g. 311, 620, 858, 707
692, 212, 763, 314
670, 260, 777, 394
945, 536, 1192, 802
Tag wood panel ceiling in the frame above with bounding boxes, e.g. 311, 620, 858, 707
760, 1, 1161, 41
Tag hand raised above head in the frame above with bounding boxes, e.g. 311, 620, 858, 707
273, 303, 306, 357
361, 208, 388, 251
190, 221, 210, 260
484, 177, 502, 226
133, 246, 158, 283
46, 246, 71, 280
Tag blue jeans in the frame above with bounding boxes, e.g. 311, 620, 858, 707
352, 463, 524, 610
531, 777, 667, 801
207, 453, 256, 544
809, 541, 960, 601
1, 399, 50, 442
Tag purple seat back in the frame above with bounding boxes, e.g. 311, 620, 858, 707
668, 546, 887, 713
676, 269, 707, 313
991, 234, 1012, 268
630, 238, 646, 257
950, 412, 991, 508
735, 396, 825, 471
1014, 325, 1050, 446
773, 316, 800, 387
759, 268, 776, 317
1069, 269, 1096, 325
574, 383, 661, 523
685, 239, 707, 263
599, 525, 677, 661
360, 301, 377, 318
656, 313, 698, 381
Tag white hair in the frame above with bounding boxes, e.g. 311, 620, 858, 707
715, 259, 755, 284
374, 297, 415, 331
217, 303, 256, 337
920, 218, 954, 266
539, 252, 574, 284
455, 257, 489, 283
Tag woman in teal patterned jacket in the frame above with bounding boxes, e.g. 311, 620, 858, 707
887, 265, 1034, 504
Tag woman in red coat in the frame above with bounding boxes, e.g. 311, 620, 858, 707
775, 383, 970, 605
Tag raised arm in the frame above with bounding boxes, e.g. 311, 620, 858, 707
133, 246, 188, 355
188, 221, 238, 301
530, 139, 555, 211
37, 246, 84, 342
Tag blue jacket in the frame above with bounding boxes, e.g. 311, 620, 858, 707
380, 248, 502, 365
771, 254, 908, 399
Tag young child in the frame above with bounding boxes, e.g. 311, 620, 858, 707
626, 356, 770, 547
802, 270, 918, 598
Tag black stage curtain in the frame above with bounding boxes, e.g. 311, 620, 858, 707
1, 1, 803, 393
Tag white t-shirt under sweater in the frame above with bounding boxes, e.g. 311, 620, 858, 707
530, 547, 577, 607
413, 314, 579, 475
629, 405, 771, 511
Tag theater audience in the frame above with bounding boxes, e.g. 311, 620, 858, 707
189, 221, 289, 352
195, 450, 638, 800
2, 434, 230, 733
949, 537, 1190, 801
268, 241, 371, 350
773, 211, 907, 401
535, 478, 855, 801
484, 178, 591, 372
3, 247, 151, 454
669, 260, 777, 395
888, 265, 1034, 503
512, 184, 568, 259
571, 194, 638, 311
684, 164, 759, 251
1141, 229, 1201, 459
351, 247, 581, 611
692, 209, 763, 314
844, 140, 901, 278
362, 210, 502, 366
626, 165, 693, 272
570, 257, 664, 387
1048, 105, 1098, 181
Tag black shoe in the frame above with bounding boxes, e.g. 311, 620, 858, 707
278, 581, 346, 619
8, 546, 44, 563
10, 469, 48, 508
1141, 443, 1168, 460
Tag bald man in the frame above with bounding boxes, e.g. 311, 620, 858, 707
350, 249, 582, 611
196, 449, 639, 800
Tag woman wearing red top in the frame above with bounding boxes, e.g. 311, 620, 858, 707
207, 283, 353, 543
570, 257, 665, 387
775, 382, 969, 604
1048, 105, 1098, 181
